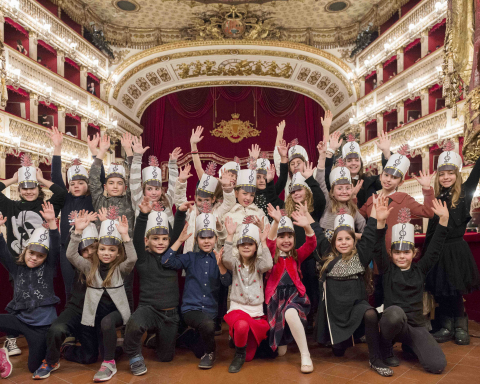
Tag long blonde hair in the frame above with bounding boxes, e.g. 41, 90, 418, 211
434, 168, 463, 208
86, 244, 126, 287
285, 187, 314, 217
329, 185, 358, 216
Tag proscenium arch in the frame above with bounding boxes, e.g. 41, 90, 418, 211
106, 40, 356, 123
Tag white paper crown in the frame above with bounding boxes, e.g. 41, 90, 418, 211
27, 225, 50, 253
106, 163, 126, 180
278, 215, 295, 234
79, 223, 98, 251
142, 156, 162, 187
99, 206, 122, 245
236, 169, 257, 193
437, 141, 462, 172
290, 172, 310, 193
195, 212, 217, 238
288, 139, 309, 163
256, 153, 271, 175
19, 153, 38, 189
334, 208, 355, 233
237, 221, 260, 245
342, 134, 361, 159
384, 145, 410, 179
68, 160, 88, 182
392, 207, 414, 250
329, 159, 352, 186
219, 159, 240, 178
197, 162, 219, 197
146, 207, 169, 237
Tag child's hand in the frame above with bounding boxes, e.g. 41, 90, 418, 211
87, 133, 100, 155
132, 136, 150, 155
190, 126, 204, 145
276, 120, 286, 134
46, 126, 63, 148
291, 210, 309, 228
39, 202, 56, 222
178, 201, 195, 212
214, 247, 224, 267
432, 198, 449, 225
277, 139, 289, 159
225, 216, 237, 236
115, 215, 129, 235
99, 134, 111, 154
170, 147, 183, 161
301, 161, 315, 179
375, 131, 392, 154
75, 211, 98, 232
177, 223, 192, 243
97, 207, 108, 222
120, 133, 133, 156
0, 214, 7, 227
351, 179, 364, 199
317, 141, 326, 156
36, 167, 44, 182
139, 196, 152, 214
12, 172, 18, 184
252, 215, 265, 231
178, 164, 192, 183
248, 144, 261, 160
320, 110, 333, 131
413, 170, 436, 190
220, 172, 234, 189
266, 164, 276, 183
329, 131, 343, 152
295, 201, 309, 216
260, 223, 270, 243
267, 203, 282, 222
375, 195, 393, 222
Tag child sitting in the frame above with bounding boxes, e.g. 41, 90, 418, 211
374, 197, 447, 374
161, 205, 232, 369
222, 216, 272, 373
0, 203, 60, 377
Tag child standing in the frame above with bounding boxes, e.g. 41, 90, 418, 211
265, 205, 316, 373
161, 207, 232, 369
425, 141, 480, 345
222, 216, 272, 373
67, 207, 137, 382
374, 197, 448, 374
0, 203, 60, 377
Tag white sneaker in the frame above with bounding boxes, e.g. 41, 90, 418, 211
277, 345, 287, 356
301, 354, 314, 373
4, 338, 21, 356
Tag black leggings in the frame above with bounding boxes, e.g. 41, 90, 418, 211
97, 310, 123, 361
0, 314, 49, 373
60, 245, 76, 300
435, 295, 465, 318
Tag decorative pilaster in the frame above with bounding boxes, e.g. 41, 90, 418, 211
100, 79, 106, 101
57, 50, 65, 77
0, 146, 6, 179
421, 87, 430, 116
396, 47, 404, 73
360, 76, 365, 98
58, 106, 66, 133
29, 92, 38, 123
376, 112, 384, 136
80, 116, 88, 142
397, 101, 405, 124
80, 66, 88, 90
28, 31, 37, 62
421, 28, 430, 58
359, 122, 366, 144
376, 63, 383, 86
0, 10, 5, 43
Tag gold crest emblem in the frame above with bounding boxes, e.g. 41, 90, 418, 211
211, 113, 261, 143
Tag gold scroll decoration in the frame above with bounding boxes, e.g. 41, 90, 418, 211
211, 113, 260, 143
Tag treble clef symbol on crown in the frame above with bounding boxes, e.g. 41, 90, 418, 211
280, 217, 286, 227
203, 214, 210, 229
39, 230, 48, 243
202, 175, 210, 190
349, 142, 355, 152
107, 219, 115, 235
242, 224, 249, 237
399, 223, 406, 240
261, 159, 266, 168
156, 212, 163, 226
340, 167, 346, 177
113, 164, 118, 173
393, 155, 402, 168
152, 167, 158, 179
249, 170, 254, 184
445, 151, 451, 163
338, 215, 345, 225
24, 167, 31, 180
75, 165, 80, 173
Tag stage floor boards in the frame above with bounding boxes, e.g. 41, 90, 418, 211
3, 320, 480, 384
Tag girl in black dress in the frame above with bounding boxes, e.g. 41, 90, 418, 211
424, 140, 480, 345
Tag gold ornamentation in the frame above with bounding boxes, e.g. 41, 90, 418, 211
317, 76, 331, 90
90, 99, 107, 116
146, 72, 161, 86
211, 113, 260, 143
122, 94, 135, 109
157, 68, 171, 82
297, 68, 310, 81
307, 71, 321, 85
110, 49, 131, 65
333, 92, 345, 106
175, 59, 293, 79
135, 77, 150, 92
325, 82, 339, 97
127, 85, 142, 99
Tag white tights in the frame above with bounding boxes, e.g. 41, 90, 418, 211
285, 308, 310, 358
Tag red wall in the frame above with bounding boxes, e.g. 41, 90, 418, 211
4, 23, 29, 56
5, 89, 30, 121
401, 0, 422, 15
36, 0, 58, 16
64, 61, 80, 86
37, 41, 57, 73
380, 12, 399, 35
404, 41, 421, 70
61, 11, 82, 35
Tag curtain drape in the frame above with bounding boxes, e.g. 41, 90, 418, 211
167, 88, 213, 119
142, 97, 165, 158
258, 88, 302, 118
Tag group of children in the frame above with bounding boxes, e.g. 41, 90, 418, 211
0, 113, 478, 381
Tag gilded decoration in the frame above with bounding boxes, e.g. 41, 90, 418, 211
333, 92, 345, 106
135, 80, 329, 118
110, 49, 131, 65
175, 59, 294, 79
297, 68, 310, 81
317, 76, 331, 90
90, 99, 106, 117
122, 94, 135, 109
127, 85, 142, 99
157, 68, 172, 82
307, 71, 321, 85
211, 113, 261, 143
146, 72, 161, 86
135, 77, 151, 92
107, 40, 353, 99
325, 82, 339, 97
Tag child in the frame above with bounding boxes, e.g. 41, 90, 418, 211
315, 206, 394, 377
0, 202, 60, 377
425, 140, 480, 345
222, 216, 272, 373
374, 197, 448, 374
123, 197, 189, 376
161, 206, 232, 369
265, 205, 316, 373
0, 153, 65, 356
67, 206, 137, 382
316, 140, 365, 238
129, 133, 181, 225
33, 214, 100, 379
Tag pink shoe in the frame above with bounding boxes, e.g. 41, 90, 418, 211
0, 347, 12, 379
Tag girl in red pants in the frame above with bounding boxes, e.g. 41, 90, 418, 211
221, 216, 272, 373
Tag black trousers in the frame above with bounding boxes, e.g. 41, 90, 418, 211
60, 245, 76, 300
124, 306, 179, 362
380, 306, 446, 374
0, 314, 49, 373
182, 311, 216, 354
301, 256, 319, 321
124, 271, 135, 313
46, 306, 98, 365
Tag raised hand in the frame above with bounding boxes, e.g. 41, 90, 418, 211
276, 120, 286, 134
98, 134, 111, 155
220, 172, 234, 189
267, 203, 282, 222
214, 248, 224, 267
248, 144, 261, 160
225, 216, 237, 236
351, 179, 364, 199
39, 202, 56, 222
266, 164, 276, 183
170, 147, 183, 161
46, 126, 63, 148
432, 199, 449, 224
139, 196, 152, 214
301, 161, 315, 179
115, 215, 129, 235
87, 133, 100, 155
97, 207, 108, 222
413, 170, 435, 190
177, 223, 192, 243
132, 136, 150, 155
0, 214, 7, 227
317, 141, 327, 156
320, 110, 333, 131
252, 215, 265, 231
277, 139, 289, 159
178, 164, 192, 183
121, 133, 133, 157
329, 131, 343, 152
178, 200, 195, 212
190, 126, 204, 145
295, 201, 309, 216
36, 167, 44, 183
260, 223, 270, 243
75, 211, 97, 232
375, 131, 392, 154
374, 195, 393, 222
291, 210, 309, 228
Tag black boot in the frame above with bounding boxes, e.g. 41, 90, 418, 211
380, 338, 399, 367
432, 315, 454, 343
454, 315, 470, 345
228, 346, 246, 373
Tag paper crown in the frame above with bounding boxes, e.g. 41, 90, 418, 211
219, 157, 240, 178
67, 159, 88, 182
278, 215, 295, 234
391, 208, 415, 251
329, 158, 352, 186
146, 203, 169, 237
195, 212, 217, 238
237, 217, 260, 245
142, 156, 162, 187
236, 160, 257, 193
18, 153, 38, 189
342, 134, 361, 159
99, 206, 122, 245
288, 139, 309, 163
437, 140, 462, 172
334, 207, 355, 233
106, 162, 126, 180
289, 172, 311, 194
197, 162, 219, 198
80, 223, 99, 251
384, 144, 411, 179
27, 224, 50, 254
256, 152, 270, 175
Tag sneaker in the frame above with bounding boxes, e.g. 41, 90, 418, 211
93, 362, 117, 382
4, 338, 21, 356
0, 348, 12, 379
369, 360, 394, 377
198, 352, 215, 369
130, 357, 147, 376
32, 360, 60, 379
